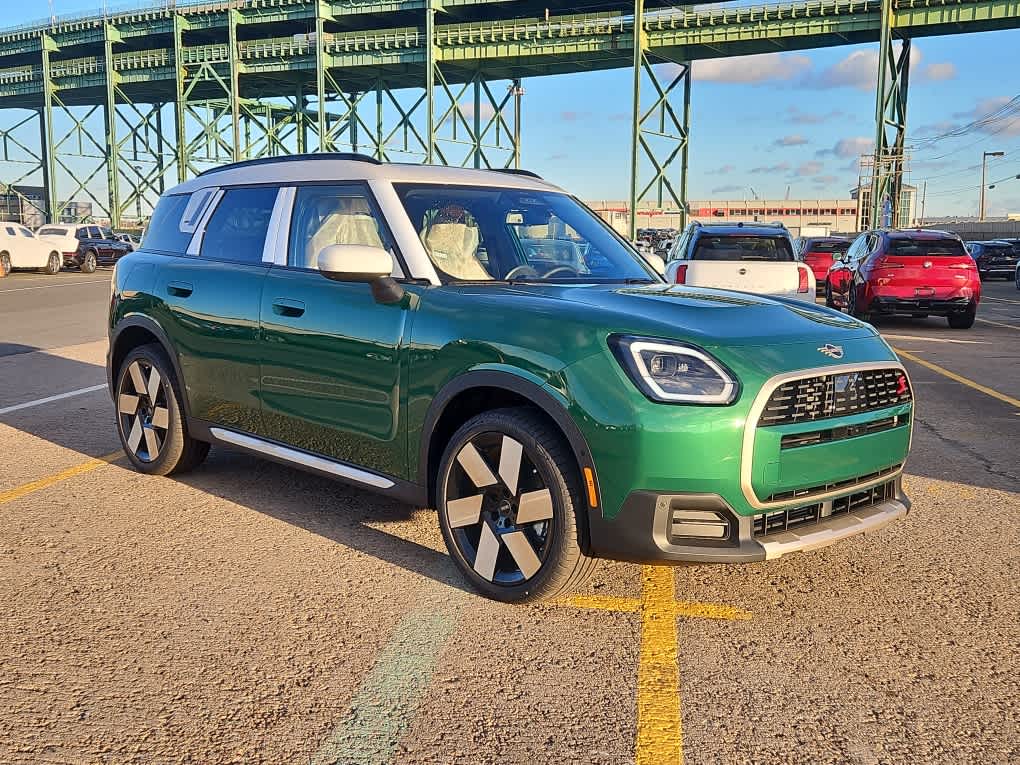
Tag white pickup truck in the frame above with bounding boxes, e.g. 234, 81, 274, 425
664, 222, 816, 302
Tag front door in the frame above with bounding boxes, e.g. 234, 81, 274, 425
259, 183, 415, 480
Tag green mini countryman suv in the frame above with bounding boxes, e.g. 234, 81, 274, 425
108, 154, 913, 602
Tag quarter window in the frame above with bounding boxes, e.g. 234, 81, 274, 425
287, 185, 393, 270
142, 194, 193, 254
200, 186, 278, 264
5, 226, 15, 236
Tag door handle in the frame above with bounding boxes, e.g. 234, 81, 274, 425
166, 281, 193, 298
272, 298, 306, 318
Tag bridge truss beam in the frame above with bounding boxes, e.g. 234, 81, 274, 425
629, 0, 691, 240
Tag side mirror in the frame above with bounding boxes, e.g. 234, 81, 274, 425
317, 244, 404, 303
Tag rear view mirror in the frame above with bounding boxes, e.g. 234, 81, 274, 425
317, 244, 404, 303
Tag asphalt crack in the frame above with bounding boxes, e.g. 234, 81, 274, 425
914, 415, 1020, 485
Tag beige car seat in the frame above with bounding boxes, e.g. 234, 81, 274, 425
304, 198, 386, 269
423, 222, 488, 280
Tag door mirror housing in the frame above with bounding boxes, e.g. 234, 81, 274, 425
317, 244, 405, 303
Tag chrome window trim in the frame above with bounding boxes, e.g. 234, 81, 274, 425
265, 185, 294, 265
186, 187, 223, 256
740, 360, 914, 511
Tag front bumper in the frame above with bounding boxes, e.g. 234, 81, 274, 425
587, 475, 910, 564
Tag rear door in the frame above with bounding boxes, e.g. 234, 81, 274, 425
686, 234, 806, 295
149, 186, 278, 433
258, 182, 415, 480
868, 237, 973, 296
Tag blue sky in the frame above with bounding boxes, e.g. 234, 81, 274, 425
9, 1, 1020, 217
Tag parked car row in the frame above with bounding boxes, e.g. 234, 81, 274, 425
965, 239, 1020, 280
0, 223, 137, 275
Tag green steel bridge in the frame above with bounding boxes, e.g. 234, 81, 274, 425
0, 0, 1018, 232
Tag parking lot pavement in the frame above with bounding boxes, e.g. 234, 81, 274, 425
1, 282, 1018, 764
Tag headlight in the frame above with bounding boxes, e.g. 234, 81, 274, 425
609, 335, 739, 405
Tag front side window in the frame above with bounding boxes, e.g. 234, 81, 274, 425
691, 235, 794, 262
88, 226, 102, 239
200, 186, 278, 264
395, 185, 656, 283
288, 185, 393, 270
142, 194, 193, 254
18, 227, 34, 238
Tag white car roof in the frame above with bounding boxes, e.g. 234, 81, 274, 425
171, 155, 564, 196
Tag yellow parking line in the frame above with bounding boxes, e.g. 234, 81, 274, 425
636, 566, 683, 765
894, 348, 1020, 410
0, 451, 123, 506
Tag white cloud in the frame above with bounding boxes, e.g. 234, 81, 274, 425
817, 136, 874, 159
689, 53, 812, 84
773, 134, 809, 147
795, 160, 824, 177
750, 161, 791, 175
806, 45, 952, 91
922, 62, 957, 82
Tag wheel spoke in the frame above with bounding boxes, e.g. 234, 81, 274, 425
447, 493, 484, 528
128, 362, 147, 396
151, 406, 169, 430
502, 530, 541, 579
473, 522, 500, 582
497, 435, 523, 496
118, 394, 140, 416
456, 442, 498, 489
145, 366, 162, 401
126, 416, 143, 454
143, 425, 161, 459
516, 489, 553, 524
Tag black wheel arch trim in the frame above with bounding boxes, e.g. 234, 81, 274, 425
108, 314, 192, 421
419, 370, 602, 533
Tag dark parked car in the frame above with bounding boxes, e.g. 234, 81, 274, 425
966, 240, 1018, 280
827, 229, 979, 329
796, 236, 851, 293
36, 224, 132, 272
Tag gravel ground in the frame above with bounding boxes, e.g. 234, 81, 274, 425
0, 273, 1017, 764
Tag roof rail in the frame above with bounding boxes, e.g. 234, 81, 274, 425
197, 152, 382, 177
492, 168, 543, 179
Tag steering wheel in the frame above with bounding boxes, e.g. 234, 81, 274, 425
504, 265, 541, 280
543, 266, 581, 279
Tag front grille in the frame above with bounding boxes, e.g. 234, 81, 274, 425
759, 368, 911, 427
765, 464, 902, 504
754, 479, 897, 537
780, 414, 909, 449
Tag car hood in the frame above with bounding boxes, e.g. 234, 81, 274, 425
503, 282, 878, 347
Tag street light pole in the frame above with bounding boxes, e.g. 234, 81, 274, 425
980, 150, 1004, 221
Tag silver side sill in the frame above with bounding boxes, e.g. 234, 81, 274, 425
758, 499, 907, 560
209, 427, 395, 490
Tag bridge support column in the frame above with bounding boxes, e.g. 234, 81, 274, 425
172, 14, 189, 183
39, 34, 58, 223
629, 0, 691, 240
869, 0, 911, 230
425, 0, 437, 163
227, 9, 242, 162
103, 22, 122, 228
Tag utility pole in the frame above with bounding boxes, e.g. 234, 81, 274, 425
919, 180, 926, 226
979, 150, 1004, 221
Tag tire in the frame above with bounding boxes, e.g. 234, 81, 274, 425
43, 252, 61, 275
115, 343, 209, 476
0, 252, 10, 277
80, 250, 98, 274
436, 407, 596, 603
947, 306, 976, 330
848, 284, 871, 323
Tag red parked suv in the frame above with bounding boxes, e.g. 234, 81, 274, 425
826, 229, 979, 329
797, 236, 851, 294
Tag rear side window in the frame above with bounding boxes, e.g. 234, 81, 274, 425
200, 186, 278, 264
888, 239, 965, 257
38, 227, 67, 236
692, 235, 794, 262
142, 194, 193, 254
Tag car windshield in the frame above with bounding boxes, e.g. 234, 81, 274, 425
692, 235, 795, 262
394, 184, 657, 283
889, 239, 966, 257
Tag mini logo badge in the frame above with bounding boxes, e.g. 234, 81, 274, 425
817, 343, 844, 359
